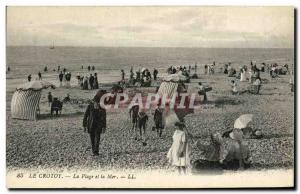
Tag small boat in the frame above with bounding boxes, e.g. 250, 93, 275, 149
50, 41, 54, 49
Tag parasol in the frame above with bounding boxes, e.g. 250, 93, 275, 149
234, 114, 253, 129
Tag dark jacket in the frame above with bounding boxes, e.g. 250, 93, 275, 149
83, 101, 106, 133
154, 108, 163, 123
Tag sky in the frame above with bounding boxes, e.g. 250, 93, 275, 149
6, 6, 294, 48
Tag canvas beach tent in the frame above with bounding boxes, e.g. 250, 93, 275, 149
11, 80, 55, 121
157, 73, 192, 127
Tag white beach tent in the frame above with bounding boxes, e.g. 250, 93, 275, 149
11, 80, 55, 121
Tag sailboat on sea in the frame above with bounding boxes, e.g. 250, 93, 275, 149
50, 41, 55, 49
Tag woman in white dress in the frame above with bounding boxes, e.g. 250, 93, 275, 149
167, 122, 191, 175
240, 68, 247, 82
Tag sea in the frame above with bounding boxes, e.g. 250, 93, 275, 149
6, 46, 294, 84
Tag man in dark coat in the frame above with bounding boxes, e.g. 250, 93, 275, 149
93, 73, 99, 89
153, 68, 158, 80
38, 72, 42, 80
83, 90, 107, 156
89, 74, 94, 90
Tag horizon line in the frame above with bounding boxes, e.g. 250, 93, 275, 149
6, 45, 294, 49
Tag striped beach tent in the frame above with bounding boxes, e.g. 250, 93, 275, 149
11, 80, 55, 120
157, 73, 190, 127
157, 73, 188, 98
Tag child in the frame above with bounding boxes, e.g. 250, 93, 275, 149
137, 111, 148, 146
197, 82, 207, 102
48, 92, 53, 107
167, 122, 191, 175
230, 80, 238, 95
153, 107, 164, 137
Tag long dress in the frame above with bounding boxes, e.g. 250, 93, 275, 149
240, 70, 247, 82
167, 130, 191, 167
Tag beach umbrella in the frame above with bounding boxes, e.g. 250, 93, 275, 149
234, 114, 253, 129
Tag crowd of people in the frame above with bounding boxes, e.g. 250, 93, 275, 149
124, 67, 159, 87
77, 73, 99, 90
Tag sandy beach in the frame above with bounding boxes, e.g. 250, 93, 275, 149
6, 62, 294, 172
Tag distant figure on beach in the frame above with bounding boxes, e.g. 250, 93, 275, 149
197, 82, 207, 102
172, 67, 176, 74
92, 66, 95, 71
228, 68, 236, 77
284, 64, 289, 74
83, 90, 107, 156
121, 69, 125, 81
194, 63, 197, 73
224, 64, 228, 74
38, 72, 42, 80
7, 66, 10, 72
59, 71, 64, 87
65, 72, 71, 88
136, 71, 141, 82
204, 65, 208, 74
76, 73, 81, 85
44, 66, 48, 72
248, 70, 253, 83
231, 80, 238, 95
88, 66, 91, 71
58, 65, 60, 71
153, 68, 158, 81
153, 106, 164, 137
89, 74, 94, 90
48, 92, 52, 107
27, 74, 32, 82
249, 77, 262, 94
83, 76, 89, 90
261, 63, 266, 72
81, 65, 83, 70
167, 122, 191, 175
93, 73, 99, 89
129, 69, 135, 84
63, 94, 71, 103
240, 69, 247, 82
63, 68, 67, 74
227, 63, 232, 74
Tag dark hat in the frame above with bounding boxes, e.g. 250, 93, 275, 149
93, 90, 107, 103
